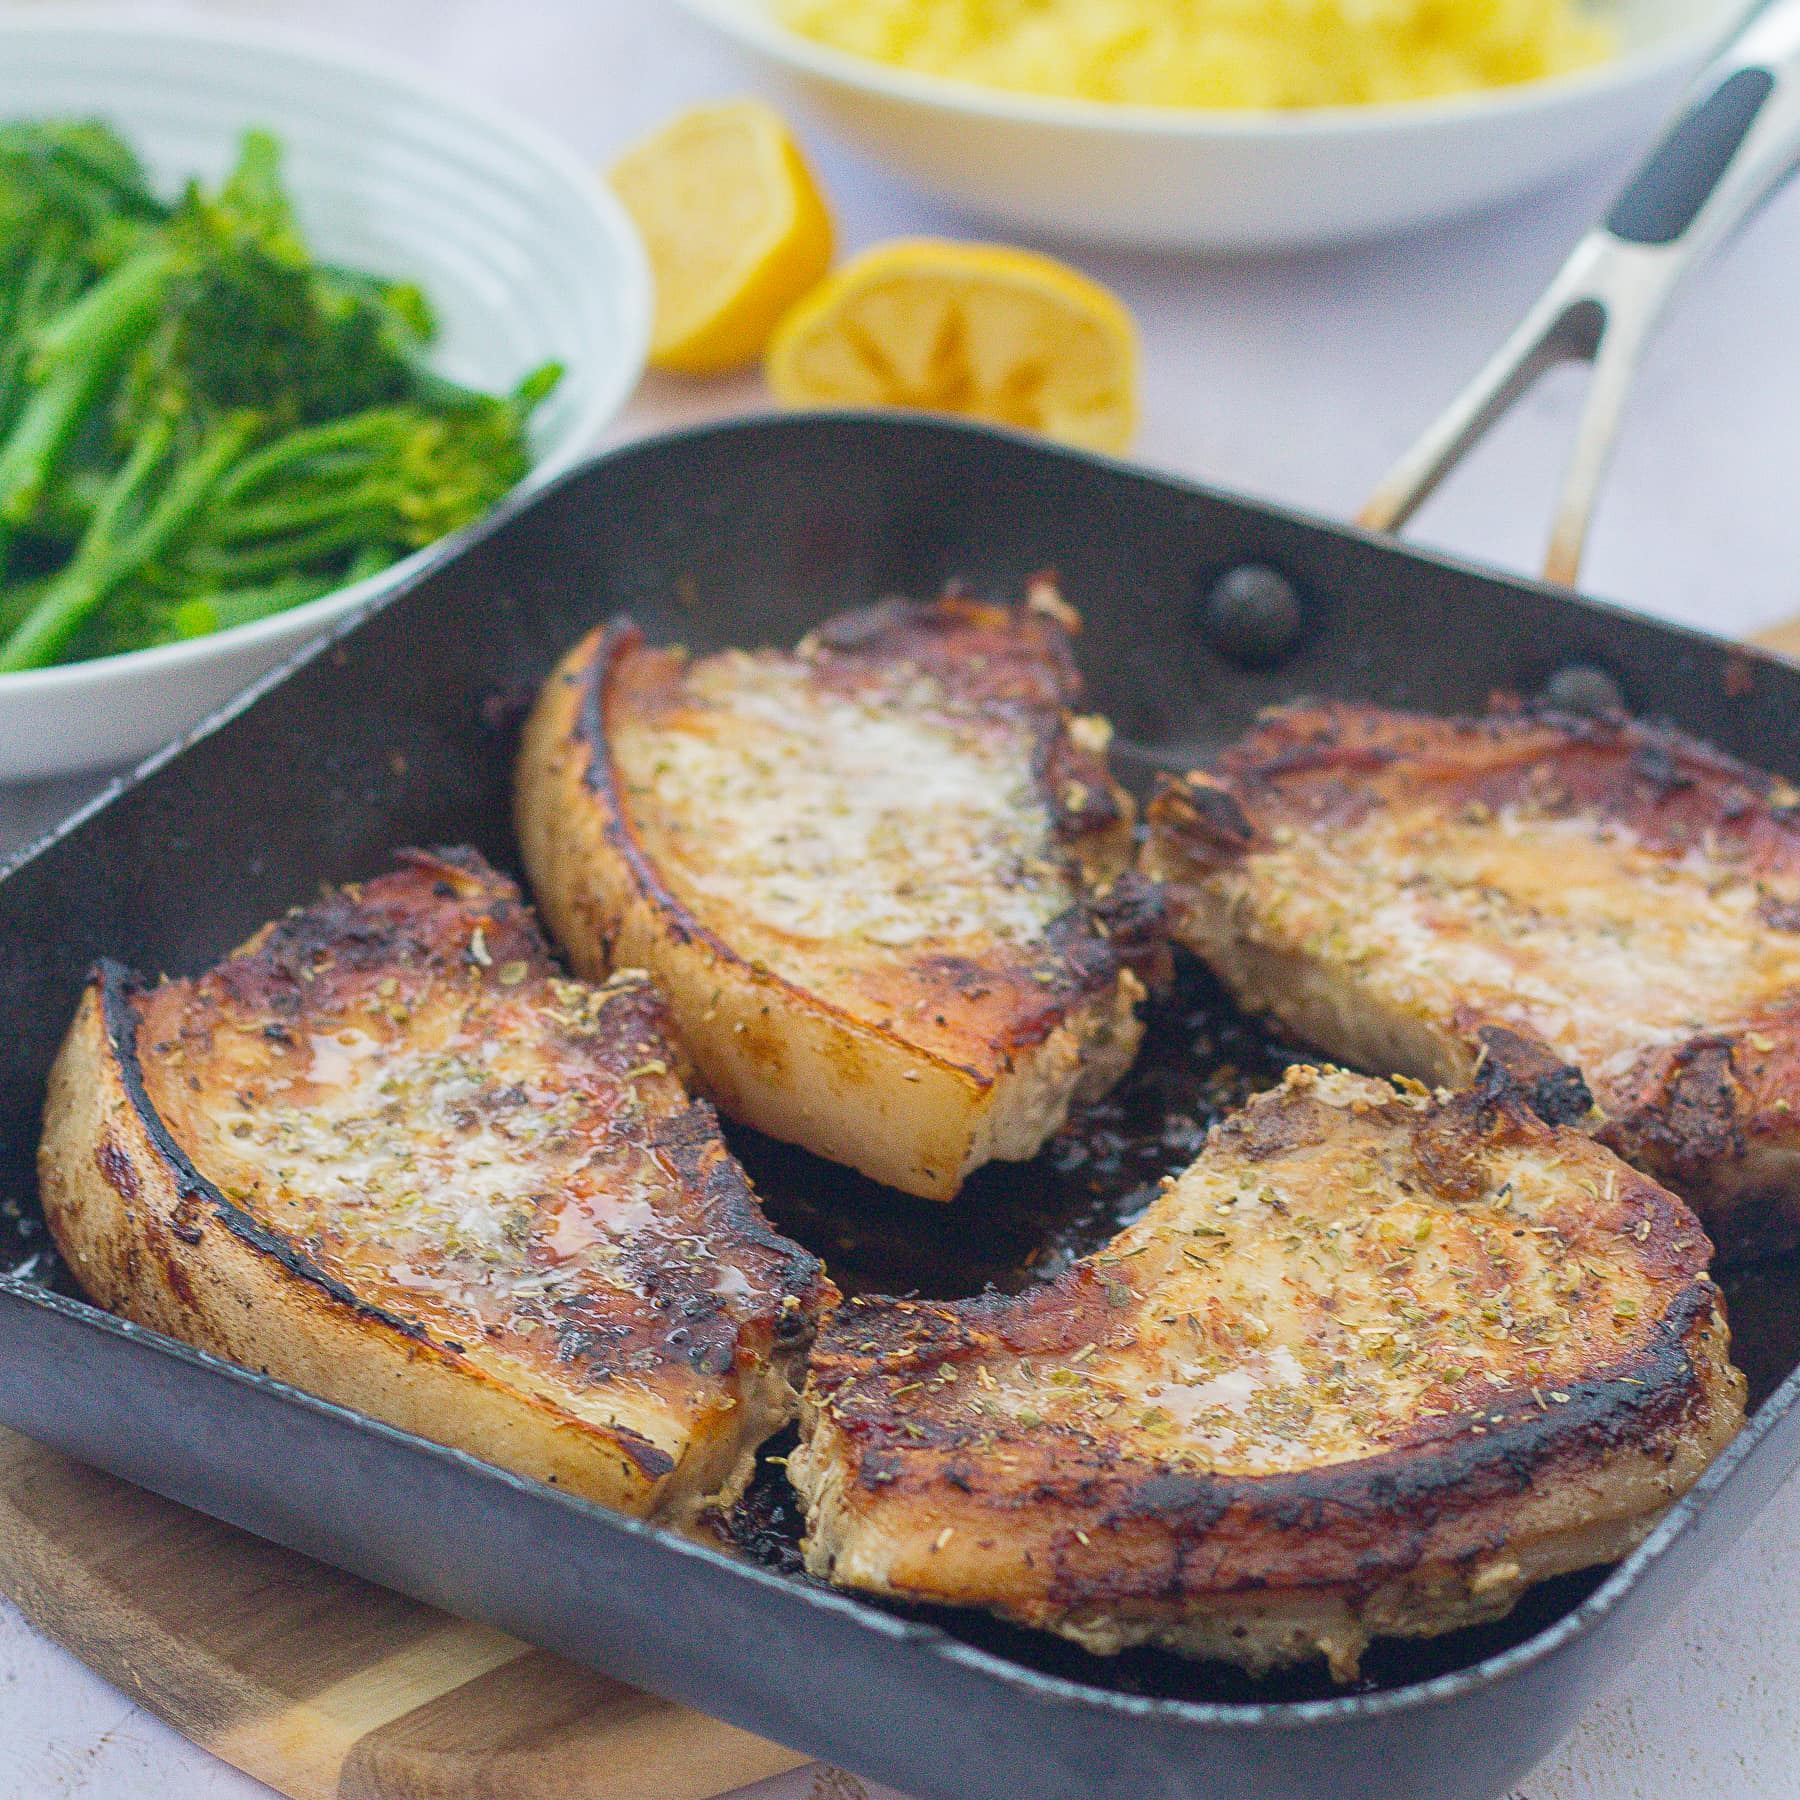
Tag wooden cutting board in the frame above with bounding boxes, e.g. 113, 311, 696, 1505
1752, 615, 1800, 662
6, 617, 1797, 1800
0, 1423, 813, 1800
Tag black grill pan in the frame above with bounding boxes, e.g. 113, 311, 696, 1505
4, 414, 1800, 1800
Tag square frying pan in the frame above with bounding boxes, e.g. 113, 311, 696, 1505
3, 411, 1800, 1800
10, 5, 1800, 1787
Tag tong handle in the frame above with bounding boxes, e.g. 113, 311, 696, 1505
1360, 0, 1800, 586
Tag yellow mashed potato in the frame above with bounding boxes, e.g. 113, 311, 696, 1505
775, 0, 1613, 109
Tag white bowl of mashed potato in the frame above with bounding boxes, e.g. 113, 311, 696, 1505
674, 0, 1734, 251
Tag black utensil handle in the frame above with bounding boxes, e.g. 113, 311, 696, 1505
1607, 66, 1775, 243
1605, 0, 1800, 252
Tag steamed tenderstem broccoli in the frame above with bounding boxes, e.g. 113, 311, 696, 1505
0, 123, 562, 672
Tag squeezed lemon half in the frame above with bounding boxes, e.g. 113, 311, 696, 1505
609, 98, 835, 376
765, 238, 1140, 455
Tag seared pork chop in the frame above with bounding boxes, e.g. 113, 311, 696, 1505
789, 1062, 1744, 1679
516, 583, 1158, 1200
39, 848, 830, 1525
1144, 702, 1800, 1257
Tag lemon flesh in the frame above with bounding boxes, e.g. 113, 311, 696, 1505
766, 239, 1139, 456
610, 99, 834, 376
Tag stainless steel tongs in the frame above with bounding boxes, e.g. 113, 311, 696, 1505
1361, 0, 1800, 586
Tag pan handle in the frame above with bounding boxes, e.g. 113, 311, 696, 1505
1359, 0, 1800, 586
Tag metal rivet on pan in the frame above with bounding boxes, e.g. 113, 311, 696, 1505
1202, 565, 1304, 670
1542, 663, 1625, 717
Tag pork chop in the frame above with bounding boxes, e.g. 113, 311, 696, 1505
39, 848, 831, 1525
1144, 701, 1800, 1257
516, 581, 1158, 1199
789, 1061, 1744, 1678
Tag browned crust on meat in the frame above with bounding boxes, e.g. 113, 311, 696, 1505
790, 1063, 1744, 1678
1154, 703, 1800, 875
590, 610, 1137, 1074
1596, 1000, 1800, 1259
1144, 701, 1800, 1257
38, 849, 830, 1524
515, 588, 1159, 1198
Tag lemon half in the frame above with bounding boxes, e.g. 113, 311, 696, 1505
766, 238, 1139, 454
610, 99, 834, 376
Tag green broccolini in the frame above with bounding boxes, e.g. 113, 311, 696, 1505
0, 123, 561, 672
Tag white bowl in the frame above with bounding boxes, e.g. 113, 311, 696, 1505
676, 0, 1733, 253
0, 13, 651, 783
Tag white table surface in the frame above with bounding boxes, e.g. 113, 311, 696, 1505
4, 2, 1800, 1795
